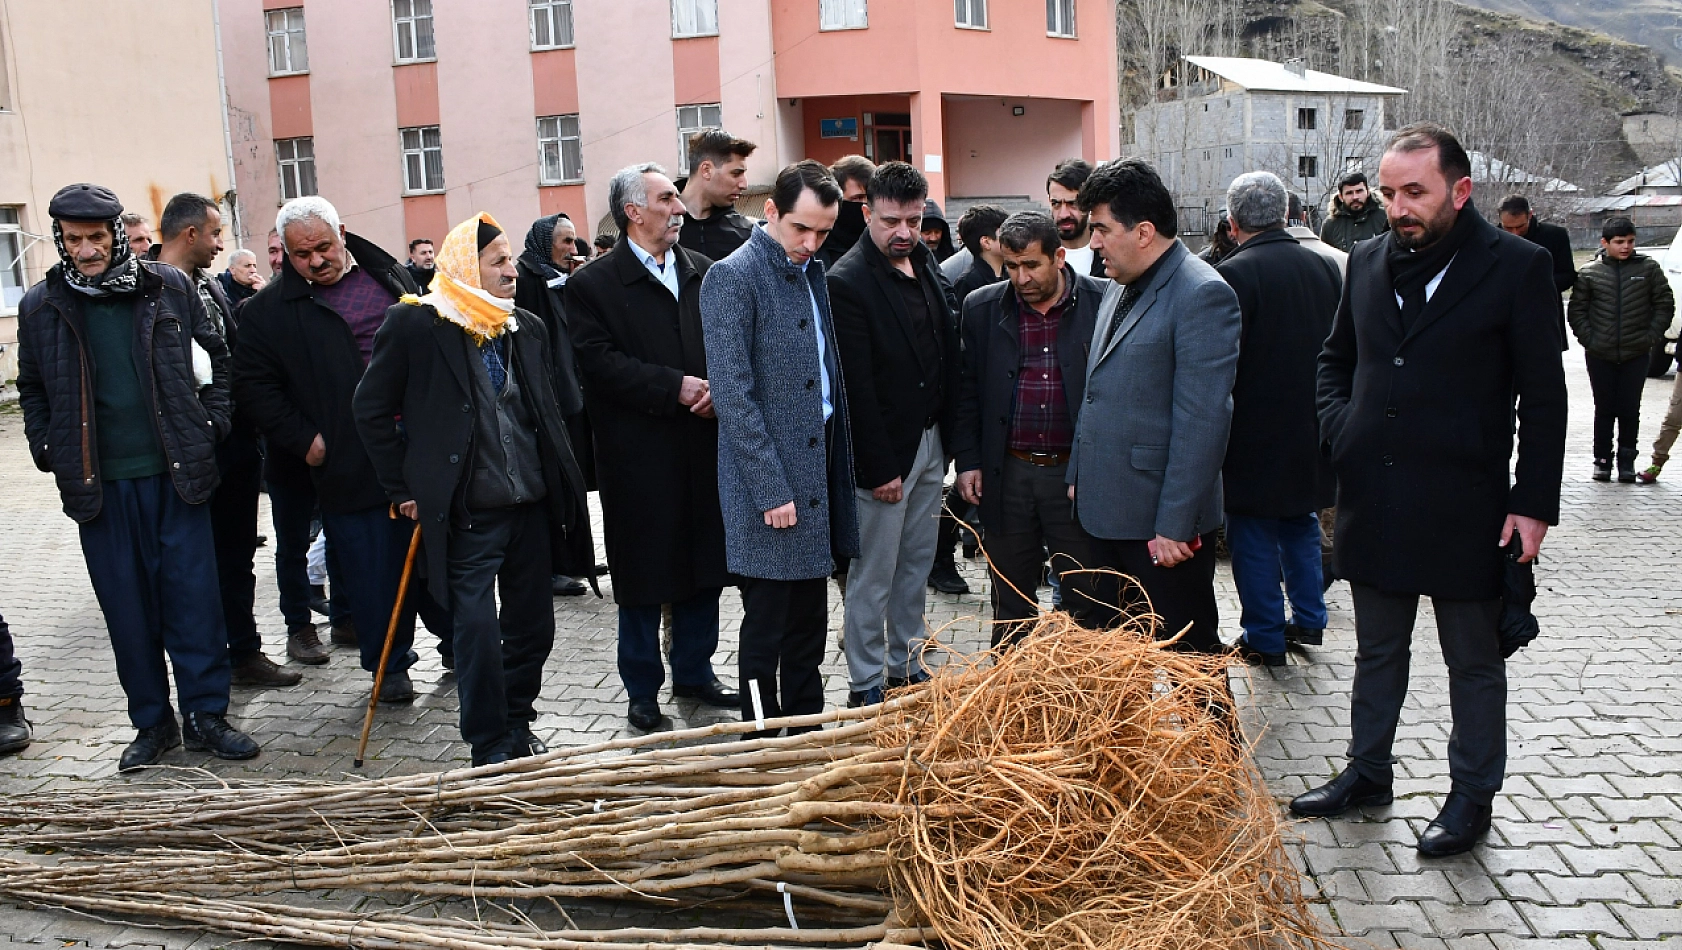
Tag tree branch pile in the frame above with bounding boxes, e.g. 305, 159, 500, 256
0, 609, 1340, 950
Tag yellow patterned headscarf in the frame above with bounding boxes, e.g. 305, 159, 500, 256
400, 212, 517, 345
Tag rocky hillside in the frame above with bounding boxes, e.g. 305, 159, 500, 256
1456, 0, 1682, 61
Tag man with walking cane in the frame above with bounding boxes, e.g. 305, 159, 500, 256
356, 212, 595, 766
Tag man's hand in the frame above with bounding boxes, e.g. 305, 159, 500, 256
397, 501, 418, 520
764, 502, 798, 529
305, 434, 327, 467
1067, 484, 1075, 502
690, 389, 715, 419
1149, 535, 1196, 569
1500, 513, 1549, 564
956, 470, 982, 505
678, 375, 708, 408
249, 274, 267, 291
872, 477, 904, 504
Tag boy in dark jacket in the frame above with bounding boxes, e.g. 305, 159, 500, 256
17, 184, 258, 771
1568, 216, 1676, 482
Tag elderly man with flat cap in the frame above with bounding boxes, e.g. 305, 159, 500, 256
16, 184, 260, 771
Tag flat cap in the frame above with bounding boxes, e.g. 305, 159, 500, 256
48, 183, 124, 222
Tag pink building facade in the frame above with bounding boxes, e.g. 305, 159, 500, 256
219, 0, 1116, 255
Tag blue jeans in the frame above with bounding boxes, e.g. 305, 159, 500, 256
78, 475, 231, 729
1225, 512, 1328, 655
264, 449, 350, 628
617, 588, 721, 702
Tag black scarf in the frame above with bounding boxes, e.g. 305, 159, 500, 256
1386, 198, 1479, 333
520, 213, 567, 283
52, 217, 142, 297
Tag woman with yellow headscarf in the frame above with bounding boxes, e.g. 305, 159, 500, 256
354, 212, 596, 766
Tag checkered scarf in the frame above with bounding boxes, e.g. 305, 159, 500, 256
53, 217, 142, 297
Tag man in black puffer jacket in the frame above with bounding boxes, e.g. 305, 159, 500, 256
16, 183, 259, 772
1568, 215, 1677, 482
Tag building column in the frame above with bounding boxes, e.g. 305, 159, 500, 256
909, 92, 945, 206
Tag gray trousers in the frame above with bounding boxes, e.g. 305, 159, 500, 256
1348, 583, 1506, 803
843, 426, 944, 691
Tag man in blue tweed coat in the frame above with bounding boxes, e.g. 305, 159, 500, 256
700, 160, 860, 732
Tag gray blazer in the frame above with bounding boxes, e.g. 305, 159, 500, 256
700, 225, 861, 581
1069, 241, 1241, 541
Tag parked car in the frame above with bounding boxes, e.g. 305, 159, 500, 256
1640, 233, 1682, 376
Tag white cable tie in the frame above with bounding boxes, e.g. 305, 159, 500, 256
593, 800, 603, 813
748, 678, 766, 731
778, 881, 798, 930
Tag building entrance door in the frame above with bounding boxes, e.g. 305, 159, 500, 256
865, 112, 912, 163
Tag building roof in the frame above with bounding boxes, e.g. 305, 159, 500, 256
1184, 56, 1406, 96
1609, 159, 1682, 195
1468, 151, 1580, 193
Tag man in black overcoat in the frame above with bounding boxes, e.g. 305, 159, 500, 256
567, 163, 738, 732
1216, 172, 1342, 667
1296, 124, 1568, 857
354, 212, 595, 765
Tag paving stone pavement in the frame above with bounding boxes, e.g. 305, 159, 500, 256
0, 348, 1678, 948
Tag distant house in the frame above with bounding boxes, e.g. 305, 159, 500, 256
1127, 56, 1404, 231
1609, 159, 1682, 197
1469, 151, 1580, 195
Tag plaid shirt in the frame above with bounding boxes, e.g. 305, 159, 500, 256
312, 265, 396, 366
1007, 270, 1075, 453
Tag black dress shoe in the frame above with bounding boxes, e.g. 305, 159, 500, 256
378, 670, 415, 705
513, 725, 548, 757
0, 698, 32, 755
1416, 792, 1493, 857
255, 534, 268, 547
1232, 639, 1286, 667
119, 718, 182, 772
1288, 769, 1393, 818
594, 562, 610, 577
183, 711, 260, 761
672, 678, 740, 708
551, 574, 587, 596
927, 562, 970, 595
1284, 623, 1324, 646
627, 699, 666, 731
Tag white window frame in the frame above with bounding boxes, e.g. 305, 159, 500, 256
955, 0, 987, 30
676, 103, 723, 170
392, 0, 437, 63
671, 0, 718, 38
530, 0, 575, 50
266, 8, 308, 76
820, 0, 868, 31
537, 115, 584, 185
1046, 0, 1075, 37
401, 126, 445, 194
0, 208, 26, 315
275, 137, 318, 202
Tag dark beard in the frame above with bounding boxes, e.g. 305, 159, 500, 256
1391, 200, 1457, 251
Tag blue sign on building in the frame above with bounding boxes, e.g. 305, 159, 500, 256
820, 117, 859, 140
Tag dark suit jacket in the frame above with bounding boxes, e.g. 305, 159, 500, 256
352, 302, 596, 607
1523, 217, 1575, 348
1317, 212, 1568, 601
564, 239, 728, 607
1216, 228, 1341, 518
951, 268, 1104, 532
233, 232, 417, 514
827, 236, 960, 489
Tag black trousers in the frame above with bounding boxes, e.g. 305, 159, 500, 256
1347, 584, 1505, 803
0, 611, 21, 700
264, 450, 348, 628
446, 504, 554, 763
738, 576, 828, 735
934, 477, 976, 566
1585, 353, 1648, 465
210, 428, 264, 661
1086, 532, 1223, 654
985, 457, 1103, 646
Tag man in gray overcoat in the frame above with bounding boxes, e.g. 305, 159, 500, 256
700, 160, 860, 733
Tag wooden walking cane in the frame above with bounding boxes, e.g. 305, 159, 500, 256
354, 509, 423, 768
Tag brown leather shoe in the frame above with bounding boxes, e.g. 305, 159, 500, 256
286, 624, 331, 665
231, 653, 303, 688
329, 621, 359, 647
